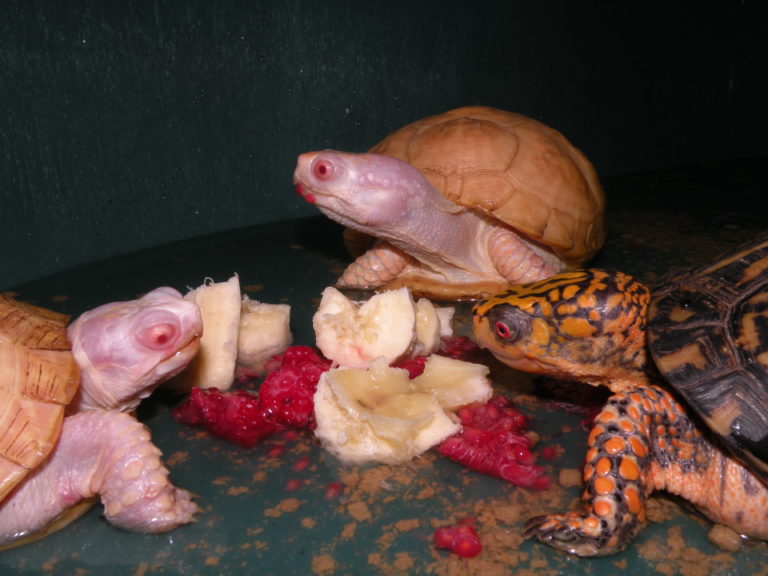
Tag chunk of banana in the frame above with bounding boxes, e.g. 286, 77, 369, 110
312, 286, 453, 368
177, 275, 242, 390
174, 275, 292, 390
313, 355, 491, 464
412, 354, 492, 411
237, 296, 292, 373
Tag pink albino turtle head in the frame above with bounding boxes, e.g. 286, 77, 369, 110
68, 287, 203, 412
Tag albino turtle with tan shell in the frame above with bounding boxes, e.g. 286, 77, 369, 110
294, 106, 605, 300
0, 288, 202, 549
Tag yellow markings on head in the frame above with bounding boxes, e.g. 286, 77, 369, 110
576, 293, 598, 310
562, 283, 581, 300
530, 317, 552, 348
560, 316, 597, 339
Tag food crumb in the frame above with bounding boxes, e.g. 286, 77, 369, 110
341, 522, 357, 539
558, 468, 582, 488
227, 486, 250, 496
394, 518, 420, 532
707, 524, 743, 552
393, 551, 415, 570
347, 500, 372, 521
264, 497, 301, 517
301, 517, 317, 529
164, 451, 189, 467
311, 554, 336, 575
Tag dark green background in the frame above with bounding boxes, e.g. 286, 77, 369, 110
2, 0, 767, 289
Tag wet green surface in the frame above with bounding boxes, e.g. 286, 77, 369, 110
1, 159, 767, 575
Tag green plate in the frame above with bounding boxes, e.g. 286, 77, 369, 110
2, 160, 768, 575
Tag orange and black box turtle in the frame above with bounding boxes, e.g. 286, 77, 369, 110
472, 231, 768, 556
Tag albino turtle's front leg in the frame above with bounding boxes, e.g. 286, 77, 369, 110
487, 228, 562, 284
337, 240, 411, 289
0, 410, 197, 547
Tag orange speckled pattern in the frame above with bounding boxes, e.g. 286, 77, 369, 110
473, 267, 768, 556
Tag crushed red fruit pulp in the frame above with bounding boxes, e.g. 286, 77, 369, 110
437, 395, 550, 490
172, 346, 329, 446
434, 517, 483, 558
173, 337, 550, 489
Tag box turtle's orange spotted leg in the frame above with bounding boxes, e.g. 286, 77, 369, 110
526, 384, 768, 556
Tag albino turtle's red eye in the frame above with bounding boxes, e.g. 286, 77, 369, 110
495, 321, 511, 339
140, 323, 179, 350
313, 159, 335, 181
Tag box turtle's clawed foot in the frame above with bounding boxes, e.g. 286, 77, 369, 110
524, 513, 626, 557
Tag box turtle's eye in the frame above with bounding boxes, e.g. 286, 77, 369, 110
495, 320, 512, 339
487, 305, 530, 344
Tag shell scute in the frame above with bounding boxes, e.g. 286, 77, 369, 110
370, 106, 605, 266
0, 294, 79, 502
648, 231, 768, 478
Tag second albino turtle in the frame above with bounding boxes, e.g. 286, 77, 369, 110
293, 106, 605, 300
0, 287, 202, 548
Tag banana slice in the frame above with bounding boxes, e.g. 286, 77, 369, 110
173, 275, 293, 390
314, 358, 459, 464
313, 355, 492, 465
412, 298, 441, 357
412, 355, 491, 411
237, 296, 292, 373
313, 287, 453, 367
177, 275, 242, 390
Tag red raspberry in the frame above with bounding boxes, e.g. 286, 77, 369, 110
437, 395, 549, 489
173, 346, 332, 446
393, 356, 427, 378
172, 387, 278, 447
434, 518, 483, 558
438, 335, 483, 361
258, 346, 331, 429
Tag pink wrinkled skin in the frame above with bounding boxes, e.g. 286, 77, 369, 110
292, 151, 561, 292
0, 287, 202, 547
0, 411, 199, 546
68, 286, 203, 413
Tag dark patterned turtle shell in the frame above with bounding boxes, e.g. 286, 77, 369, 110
647, 231, 768, 479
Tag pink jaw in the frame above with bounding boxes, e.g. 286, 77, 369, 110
295, 182, 316, 204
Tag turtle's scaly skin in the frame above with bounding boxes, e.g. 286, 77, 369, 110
473, 269, 768, 556
294, 106, 605, 300
0, 288, 202, 549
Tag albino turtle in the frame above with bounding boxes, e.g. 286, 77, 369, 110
293, 106, 605, 300
0, 287, 202, 549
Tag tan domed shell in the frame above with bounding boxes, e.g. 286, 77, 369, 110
0, 295, 80, 502
369, 106, 605, 266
